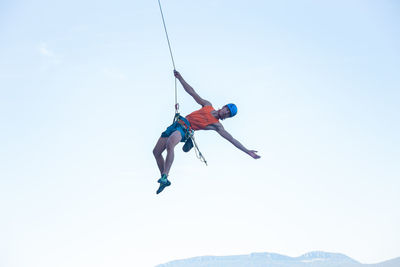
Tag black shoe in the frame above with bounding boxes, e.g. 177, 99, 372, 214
182, 138, 193, 152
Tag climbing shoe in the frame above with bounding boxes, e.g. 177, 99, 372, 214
156, 174, 171, 194
182, 138, 194, 152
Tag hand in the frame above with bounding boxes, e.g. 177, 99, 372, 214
174, 70, 182, 79
248, 150, 261, 159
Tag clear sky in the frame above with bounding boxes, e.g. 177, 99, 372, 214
1, 1, 399, 266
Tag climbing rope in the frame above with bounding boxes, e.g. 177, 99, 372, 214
157, 0, 179, 113
191, 136, 208, 166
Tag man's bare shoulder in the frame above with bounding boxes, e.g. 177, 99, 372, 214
202, 101, 213, 107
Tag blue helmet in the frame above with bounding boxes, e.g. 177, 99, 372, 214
226, 103, 238, 117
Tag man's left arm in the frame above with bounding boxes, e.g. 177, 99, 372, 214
215, 124, 260, 159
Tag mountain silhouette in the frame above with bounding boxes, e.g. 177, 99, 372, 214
156, 251, 400, 267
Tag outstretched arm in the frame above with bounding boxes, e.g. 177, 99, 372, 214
174, 70, 211, 107
215, 123, 261, 159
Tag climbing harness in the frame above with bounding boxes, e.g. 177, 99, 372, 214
157, 0, 207, 166
174, 114, 194, 140
173, 112, 208, 165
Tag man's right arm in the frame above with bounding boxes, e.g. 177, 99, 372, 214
174, 70, 211, 107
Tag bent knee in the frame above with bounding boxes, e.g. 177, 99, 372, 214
153, 147, 163, 157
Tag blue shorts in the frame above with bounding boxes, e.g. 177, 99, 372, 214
161, 116, 191, 142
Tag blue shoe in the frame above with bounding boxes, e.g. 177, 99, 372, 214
156, 175, 171, 194
182, 138, 193, 152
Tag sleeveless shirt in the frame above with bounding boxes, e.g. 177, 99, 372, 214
185, 105, 219, 131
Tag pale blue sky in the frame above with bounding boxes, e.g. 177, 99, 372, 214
1, 1, 399, 267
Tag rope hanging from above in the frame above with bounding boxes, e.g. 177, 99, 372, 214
157, 0, 179, 113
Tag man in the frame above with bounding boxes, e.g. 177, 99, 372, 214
153, 70, 261, 194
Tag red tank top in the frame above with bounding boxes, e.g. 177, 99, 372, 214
185, 105, 219, 130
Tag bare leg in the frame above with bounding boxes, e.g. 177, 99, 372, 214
163, 130, 182, 176
153, 137, 168, 175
